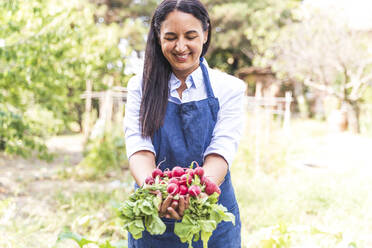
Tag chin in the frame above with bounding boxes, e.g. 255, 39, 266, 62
174, 61, 198, 70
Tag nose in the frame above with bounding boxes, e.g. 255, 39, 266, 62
175, 38, 186, 52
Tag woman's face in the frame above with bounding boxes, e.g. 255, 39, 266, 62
159, 10, 208, 79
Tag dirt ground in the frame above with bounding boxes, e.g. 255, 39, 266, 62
0, 131, 371, 247
1, 130, 371, 200
0, 135, 84, 199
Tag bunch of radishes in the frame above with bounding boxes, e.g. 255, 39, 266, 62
144, 162, 221, 200
121, 162, 234, 248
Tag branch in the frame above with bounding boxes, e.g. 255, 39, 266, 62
241, 47, 255, 60
356, 59, 372, 80
361, 74, 372, 85
304, 78, 343, 99
350, 82, 369, 101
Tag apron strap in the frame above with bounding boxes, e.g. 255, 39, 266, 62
200, 57, 215, 98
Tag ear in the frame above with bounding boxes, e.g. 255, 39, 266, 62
203, 30, 209, 44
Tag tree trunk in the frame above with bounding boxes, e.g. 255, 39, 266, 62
346, 101, 360, 133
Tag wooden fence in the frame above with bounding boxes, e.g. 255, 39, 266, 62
80, 83, 293, 140
244, 91, 293, 169
80, 80, 127, 140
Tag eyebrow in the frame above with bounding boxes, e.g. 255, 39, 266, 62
164, 30, 198, 36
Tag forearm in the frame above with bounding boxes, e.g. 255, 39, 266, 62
129, 150, 156, 187
202, 153, 228, 186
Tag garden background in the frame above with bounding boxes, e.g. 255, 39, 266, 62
1, 0, 372, 247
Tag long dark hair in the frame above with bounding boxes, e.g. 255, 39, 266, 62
140, 0, 212, 138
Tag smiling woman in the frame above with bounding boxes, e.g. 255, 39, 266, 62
123, 0, 246, 247
159, 10, 208, 82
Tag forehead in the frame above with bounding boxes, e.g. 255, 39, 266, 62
160, 10, 204, 34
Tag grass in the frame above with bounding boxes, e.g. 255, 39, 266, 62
232, 116, 372, 247
0, 175, 133, 248
1, 117, 372, 247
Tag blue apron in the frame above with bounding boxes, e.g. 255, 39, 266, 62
128, 58, 241, 248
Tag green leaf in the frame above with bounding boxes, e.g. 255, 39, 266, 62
56, 231, 92, 247
174, 221, 200, 243
139, 200, 154, 215
201, 230, 212, 248
145, 214, 166, 235
198, 220, 217, 233
223, 212, 235, 225
127, 219, 144, 239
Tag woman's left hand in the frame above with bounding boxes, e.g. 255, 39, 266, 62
164, 194, 190, 220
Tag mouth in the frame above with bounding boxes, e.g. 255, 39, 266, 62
173, 53, 190, 62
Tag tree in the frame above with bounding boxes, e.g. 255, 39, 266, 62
204, 0, 301, 75
90, 0, 161, 53
0, 0, 128, 158
89, 0, 300, 76
270, 8, 372, 132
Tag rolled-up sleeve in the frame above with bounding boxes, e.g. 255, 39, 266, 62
203, 78, 246, 167
123, 75, 155, 158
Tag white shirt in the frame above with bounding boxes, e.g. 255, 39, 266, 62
123, 60, 246, 167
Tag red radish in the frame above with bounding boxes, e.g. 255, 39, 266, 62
145, 176, 155, 185
169, 178, 180, 185
167, 183, 179, 195
194, 166, 204, 178
204, 178, 221, 195
180, 174, 192, 186
172, 166, 185, 178
152, 158, 167, 179
188, 185, 201, 197
179, 185, 188, 195
200, 176, 206, 185
185, 168, 194, 177
164, 169, 172, 178
152, 168, 163, 179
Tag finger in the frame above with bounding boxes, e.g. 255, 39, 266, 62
171, 200, 179, 211
185, 194, 190, 210
156, 191, 162, 211
160, 195, 173, 215
178, 196, 186, 216
167, 206, 181, 220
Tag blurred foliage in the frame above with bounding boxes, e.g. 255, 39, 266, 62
0, 107, 52, 160
205, 0, 301, 74
270, 6, 372, 132
56, 229, 127, 248
92, 0, 300, 74
76, 125, 128, 179
0, 0, 301, 158
51, 188, 130, 247
0, 0, 129, 158
91, 0, 160, 53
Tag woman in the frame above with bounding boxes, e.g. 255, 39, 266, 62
124, 0, 245, 247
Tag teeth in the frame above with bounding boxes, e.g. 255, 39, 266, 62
176, 54, 188, 59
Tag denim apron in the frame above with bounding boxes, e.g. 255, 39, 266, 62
128, 58, 241, 248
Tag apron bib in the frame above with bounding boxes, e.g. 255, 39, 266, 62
129, 58, 241, 248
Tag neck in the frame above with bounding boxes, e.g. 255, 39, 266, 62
172, 63, 200, 84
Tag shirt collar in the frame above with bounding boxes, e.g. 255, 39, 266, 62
169, 64, 205, 91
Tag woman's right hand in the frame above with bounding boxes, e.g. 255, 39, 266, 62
158, 193, 190, 220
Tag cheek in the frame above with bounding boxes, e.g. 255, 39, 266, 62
190, 42, 203, 53
161, 43, 173, 54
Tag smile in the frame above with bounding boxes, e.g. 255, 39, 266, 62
173, 53, 190, 62
176, 54, 188, 59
